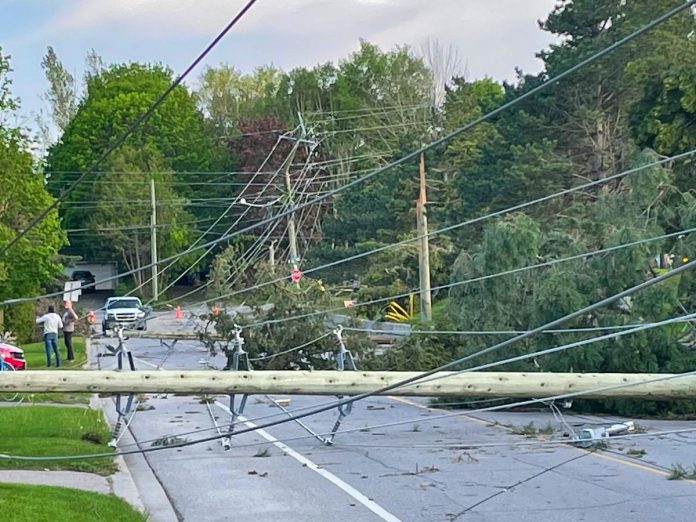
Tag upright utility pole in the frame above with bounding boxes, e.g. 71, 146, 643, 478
269, 239, 277, 266
282, 120, 310, 273
284, 142, 301, 268
150, 178, 159, 301
416, 153, 432, 321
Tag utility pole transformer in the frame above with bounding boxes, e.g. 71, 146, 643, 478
150, 177, 159, 302
417, 153, 432, 321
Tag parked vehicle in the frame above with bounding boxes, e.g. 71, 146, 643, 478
102, 296, 149, 333
71, 270, 96, 293
0, 342, 26, 370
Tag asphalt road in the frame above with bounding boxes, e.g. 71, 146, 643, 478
90, 326, 696, 522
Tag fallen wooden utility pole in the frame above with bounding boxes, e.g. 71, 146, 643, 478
2, 371, 694, 399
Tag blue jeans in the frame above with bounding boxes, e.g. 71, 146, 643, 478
44, 333, 60, 367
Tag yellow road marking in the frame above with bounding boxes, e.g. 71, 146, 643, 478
388, 396, 496, 427
589, 451, 669, 477
388, 396, 696, 485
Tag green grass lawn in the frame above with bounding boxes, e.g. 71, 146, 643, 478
21, 336, 87, 369
20, 392, 92, 405
17, 337, 90, 404
0, 406, 116, 475
0, 483, 146, 522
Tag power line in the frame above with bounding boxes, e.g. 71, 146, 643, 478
170, 144, 333, 303
455, 452, 593, 516
114, 420, 696, 459
314, 120, 425, 136
417, 312, 696, 387
172, 257, 696, 448
65, 216, 222, 233
36, 255, 693, 460
141, 133, 291, 304
307, 104, 430, 124
342, 319, 694, 336
45, 152, 395, 179
150, 134, 315, 303
0, 0, 261, 258
248, 332, 332, 362
2, 370, 694, 462
4, 155, 692, 308
173, 0, 694, 285
3, 3, 693, 306
226, 226, 696, 329
304, 103, 430, 117
186, 147, 696, 313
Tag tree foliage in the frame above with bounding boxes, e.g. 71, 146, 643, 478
40, 46, 78, 132
84, 146, 196, 292
46, 63, 229, 257
0, 48, 66, 341
199, 275, 375, 370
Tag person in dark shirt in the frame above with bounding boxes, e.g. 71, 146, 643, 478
62, 301, 79, 361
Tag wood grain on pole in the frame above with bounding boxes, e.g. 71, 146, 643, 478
1, 371, 694, 398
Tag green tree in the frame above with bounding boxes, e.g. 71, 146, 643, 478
196, 65, 283, 135
0, 48, 66, 341
200, 275, 375, 370
630, 66, 696, 194
46, 62, 229, 257
527, 0, 695, 183
441, 151, 696, 414
84, 147, 196, 292
40, 46, 78, 132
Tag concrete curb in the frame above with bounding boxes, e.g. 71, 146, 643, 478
101, 398, 179, 522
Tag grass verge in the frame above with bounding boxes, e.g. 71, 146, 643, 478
0, 406, 116, 475
17, 337, 90, 404
21, 336, 87, 369
0, 483, 146, 522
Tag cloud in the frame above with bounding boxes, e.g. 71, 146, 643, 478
36, 0, 558, 80
45, 0, 424, 41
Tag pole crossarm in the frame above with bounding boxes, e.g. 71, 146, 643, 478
119, 330, 222, 341
3, 371, 695, 399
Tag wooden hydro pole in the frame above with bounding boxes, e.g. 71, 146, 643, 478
416, 152, 432, 321
2, 370, 695, 399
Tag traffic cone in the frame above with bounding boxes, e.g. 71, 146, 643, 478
175, 305, 183, 320
88, 310, 96, 324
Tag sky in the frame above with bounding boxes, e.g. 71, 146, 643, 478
1, 0, 558, 130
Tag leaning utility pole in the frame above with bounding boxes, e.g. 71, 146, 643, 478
150, 177, 159, 301
416, 153, 432, 321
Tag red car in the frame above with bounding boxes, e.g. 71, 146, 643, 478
0, 342, 26, 370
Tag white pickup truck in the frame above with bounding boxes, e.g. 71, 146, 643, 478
102, 296, 149, 333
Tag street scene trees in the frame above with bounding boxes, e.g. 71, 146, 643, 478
1, 2, 696, 519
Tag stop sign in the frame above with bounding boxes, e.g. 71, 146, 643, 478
291, 268, 302, 282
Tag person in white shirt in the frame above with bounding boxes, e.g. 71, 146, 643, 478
36, 305, 63, 367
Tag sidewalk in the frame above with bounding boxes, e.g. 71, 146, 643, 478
0, 341, 159, 522
0, 469, 112, 494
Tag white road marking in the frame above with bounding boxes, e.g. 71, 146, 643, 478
214, 401, 402, 522
131, 356, 160, 370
